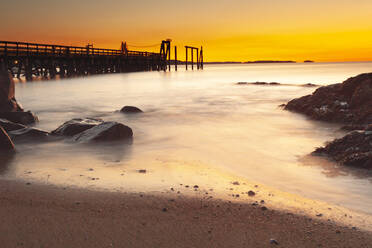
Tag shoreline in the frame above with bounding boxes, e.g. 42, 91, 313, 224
1, 178, 372, 247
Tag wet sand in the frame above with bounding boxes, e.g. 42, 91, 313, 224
1, 179, 371, 248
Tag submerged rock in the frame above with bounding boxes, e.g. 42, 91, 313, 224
0, 118, 26, 132
0, 111, 38, 125
8, 127, 49, 141
73, 122, 133, 142
0, 126, 15, 151
120, 106, 143, 113
285, 73, 372, 125
313, 130, 372, 169
52, 118, 103, 136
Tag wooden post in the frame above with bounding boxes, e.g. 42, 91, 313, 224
175, 46, 177, 71
200, 47, 203, 69
196, 48, 199, 70
191, 48, 194, 70
185, 47, 188, 70
167, 43, 171, 71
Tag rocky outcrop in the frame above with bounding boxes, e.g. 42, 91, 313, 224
120, 106, 143, 113
72, 122, 133, 142
52, 118, 103, 136
313, 129, 372, 169
0, 126, 15, 151
0, 118, 26, 132
0, 69, 38, 125
285, 73, 372, 126
0, 70, 23, 112
0, 111, 38, 125
8, 127, 49, 141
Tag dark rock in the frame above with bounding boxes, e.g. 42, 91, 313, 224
248, 190, 256, 196
270, 239, 279, 245
313, 130, 372, 169
8, 127, 49, 141
52, 118, 103, 136
73, 122, 133, 142
285, 73, 372, 125
302, 83, 318, 87
138, 169, 146, 173
0, 126, 15, 151
0, 70, 23, 112
0, 111, 38, 125
120, 106, 143, 114
0, 118, 26, 132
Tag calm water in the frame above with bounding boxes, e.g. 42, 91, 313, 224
3, 62, 372, 213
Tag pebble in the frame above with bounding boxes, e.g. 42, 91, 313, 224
261, 206, 268, 211
232, 181, 240, 185
138, 169, 147, 173
260, 200, 265, 204
193, 185, 199, 189
248, 190, 256, 196
162, 208, 167, 212
88, 168, 94, 171
316, 213, 323, 217
26, 182, 31, 185
270, 239, 279, 245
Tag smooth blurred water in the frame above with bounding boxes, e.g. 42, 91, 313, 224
3, 62, 372, 213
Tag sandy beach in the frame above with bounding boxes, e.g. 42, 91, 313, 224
0, 178, 371, 248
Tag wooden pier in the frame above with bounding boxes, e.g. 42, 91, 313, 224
0, 40, 203, 81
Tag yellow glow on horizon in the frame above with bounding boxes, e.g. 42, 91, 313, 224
1, 0, 372, 62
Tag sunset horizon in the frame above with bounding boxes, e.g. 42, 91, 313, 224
2, 0, 372, 62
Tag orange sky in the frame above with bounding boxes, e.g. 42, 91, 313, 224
1, 0, 372, 62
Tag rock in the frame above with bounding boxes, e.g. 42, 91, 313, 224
52, 118, 103, 136
138, 169, 146, 173
313, 130, 372, 169
0, 70, 23, 112
0, 111, 38, 125
0, 126, 15, 151
270, 239, 279, 245
120, 106, 143, 114
0, 118, 26, 132
285, 73, 372, 125
8, 127, 49, 141
73, 122, 133, 142
302, 83, 318, 87
248, 190, 256, 196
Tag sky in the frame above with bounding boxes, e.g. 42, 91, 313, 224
1, 0, 372, 62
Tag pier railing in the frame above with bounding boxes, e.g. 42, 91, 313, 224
0, 41, 158, 57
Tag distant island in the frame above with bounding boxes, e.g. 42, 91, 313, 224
204, 60, 296, 65
304, 60, 315, 63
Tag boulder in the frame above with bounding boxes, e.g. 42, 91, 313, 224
120, 106, 143, 114
8, 127, 49, 141
0, 126, 15, 151
0, 70, 23, 112
0, 118, 26, 132
285, 73, 372, 125
52, 118, 103, 136
313, 130, 372, 169
73, 122, 133, 143
0, 111, 38, 125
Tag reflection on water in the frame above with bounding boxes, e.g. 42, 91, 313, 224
5, 62, 372, 214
